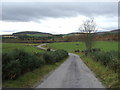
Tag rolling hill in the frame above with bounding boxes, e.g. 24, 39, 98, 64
12, 31, 53, 37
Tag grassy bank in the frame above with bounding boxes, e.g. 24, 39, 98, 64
2, 43, 43, 53
48, 41, 119, 88
2, 43, 69, 88
3, 56, 68, 88
48, 41, 118, 52
76, 53, 119, 88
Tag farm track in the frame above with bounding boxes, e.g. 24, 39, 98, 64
36, 44, 55, 51
36, 44, 105, 88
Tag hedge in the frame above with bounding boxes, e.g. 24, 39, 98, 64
2, 49, 68, 80
91, 51, 120, 73
35, 49, 68, 64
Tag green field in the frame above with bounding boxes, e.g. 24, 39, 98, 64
0, 43, 2, 53
3, 57, 68, 88
2, 41, 119, 88
27, 34, 49, 37
2, 42, 69, 88
77, 53, 119, 88
48, 41, 119, 88
2, 43, 42, 53
48, 41, 118, 52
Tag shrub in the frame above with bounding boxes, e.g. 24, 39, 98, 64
42, 52, 56, 64
47, 48, 51, 51
74, 49, 80, 53
54, 49, 68, 61
91, 48, 101, 52
2, 49, 68, 80
2, 52, 21, 80
36, 49, 68, 64
2, 49, 44, 80
91, 51, 120, 72
11, 49, 44, 73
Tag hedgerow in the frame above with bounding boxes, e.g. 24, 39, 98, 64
91, 51, 120, 73
2, 49, 68, 80
35, 49, 68, 64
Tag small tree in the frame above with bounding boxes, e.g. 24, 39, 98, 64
79, 18, 97, 54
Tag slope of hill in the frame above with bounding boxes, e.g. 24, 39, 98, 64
110, 29, 120, 33
13, 31, 53, 37
2, 29, 120, 43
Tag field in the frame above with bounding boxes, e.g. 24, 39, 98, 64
3, 57, 68, 88
2, 43, 42, 53
47, 41, 119, 88
2, 41, 119, 88
0, 43, 2, 53
78, 54, 119, 88
27, 34, 49, 37
48, 41, 118, 52
2, 42, 69, 88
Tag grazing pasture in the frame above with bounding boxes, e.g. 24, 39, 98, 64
2, 43, 69, 88
48, 41, 118, 52
48, 41, 119, 88
2, 43, 42, 53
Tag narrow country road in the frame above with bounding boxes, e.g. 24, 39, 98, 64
36, 45, 105, 88
36, 44, 48, 50
36, 44, 55, 51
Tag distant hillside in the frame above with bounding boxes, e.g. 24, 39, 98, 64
3, 29, 119, 38
110, 29, 120, 33
13, 31, 53, 36
94, 29, 120, 35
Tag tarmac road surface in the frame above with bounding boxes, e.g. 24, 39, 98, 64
36, 53, 105, 88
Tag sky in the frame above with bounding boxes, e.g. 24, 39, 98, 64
0, 0, 118, 35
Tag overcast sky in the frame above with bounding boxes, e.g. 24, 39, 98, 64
0, 0, 118, 35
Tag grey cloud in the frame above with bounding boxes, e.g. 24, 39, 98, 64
2, 2, 118, 22
1, 29, 17, 32
101, 26, 118, 31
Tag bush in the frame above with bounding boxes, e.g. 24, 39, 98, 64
12, 49, 44, 73
54, 49, 68, 61
2, 49, 44, 80
91, 51, 120, 72
91, 48, 101, 52
2, 52, 21, 80
2, 49, 68, 80
47, 48, 51, 51
42, 52, 56, 64
74, 49, 80, 53
36, 49, 68, 64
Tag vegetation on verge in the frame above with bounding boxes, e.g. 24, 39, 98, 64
48, 41, 118, 52
2, 43, 42, 53
3, 57, 68, 88
48, 41, 119, 88
77, 53, 119, 88
91, 51, 120, 73
79, 18, 97, 54
3, 49, 44, 80
2, 42, 69, 88
3, 49, 68, 81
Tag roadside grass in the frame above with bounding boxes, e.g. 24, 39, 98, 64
27, 34, 48, 37
48, 41, 118, 52
0, 43, 2, 53
2, 41, 119, 88
48, 42, 85, 52
93, 41, 118, 51
48, 41, 119, 88
76, 53, 119, 88
3, 56, 68, 88
2, 43, 43, 53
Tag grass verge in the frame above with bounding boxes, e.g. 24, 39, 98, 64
3, 56, 69, 88
48, 41, 118, 52
76, 53, 119, 88
2, 43, 43, 53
